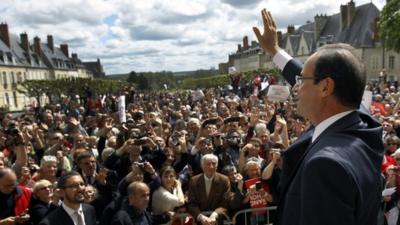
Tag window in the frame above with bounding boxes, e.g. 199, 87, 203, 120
6, 53, 13, 64
5, 93, 10, 106
389, 56, 395, 69
11, 72, 15, 84
371, 56, 379, 70
13, 91, 18, 108
17, 72, 23, 83
3, 72, 8, 85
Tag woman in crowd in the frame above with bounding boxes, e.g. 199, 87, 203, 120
152, 166, 186, 225
29, 179, 58, 225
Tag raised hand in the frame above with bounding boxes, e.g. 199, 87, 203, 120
252, 9, 280, 56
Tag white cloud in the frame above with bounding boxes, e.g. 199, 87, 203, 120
0, 0, 388, 74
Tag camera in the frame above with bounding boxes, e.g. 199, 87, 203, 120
170, 133, 180, 146
136, 162, 145, 168
134, 138, 147, 145
255, 181, 262, 191
5, 122, 23, 147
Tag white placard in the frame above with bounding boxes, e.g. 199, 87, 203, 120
361, 90, 373, 110
267, 85, 290, 102
382, 187, 396, 196
118, 95, 126, 123
260, 81, 269, 91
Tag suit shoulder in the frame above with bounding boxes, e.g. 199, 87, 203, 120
215, 173, 230, 183
191, 174, 203, 181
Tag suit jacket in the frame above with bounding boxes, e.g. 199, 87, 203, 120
28, 197, 57, 225
187, 172, 231, 220
275, 59, 384, 225
38, 203, 96, 225
109, 198, 169, 225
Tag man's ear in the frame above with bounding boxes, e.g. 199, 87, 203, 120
321, 77, 335, 97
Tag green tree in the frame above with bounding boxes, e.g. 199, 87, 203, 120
127, 71, 137, 83
379, 0, 400, 52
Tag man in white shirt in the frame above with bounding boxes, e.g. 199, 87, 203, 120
39, 172, 96, 225
251, 9, 384, 225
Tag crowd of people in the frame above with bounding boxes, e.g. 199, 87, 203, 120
0, 11, 399, 225
0, 69, 397, 225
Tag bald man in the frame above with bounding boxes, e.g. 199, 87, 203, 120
110, 181, 169, 225
0, 168, 31, 225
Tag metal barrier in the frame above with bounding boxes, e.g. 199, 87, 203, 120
230, 206, 277, 225
174, 211, 231, 225
174, 207, 277, 225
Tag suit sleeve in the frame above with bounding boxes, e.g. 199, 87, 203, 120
187, 178, 201, 220
300, 156, 357, 225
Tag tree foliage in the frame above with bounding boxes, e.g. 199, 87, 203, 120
379, 0, 400, 52
17, 78, 124, 105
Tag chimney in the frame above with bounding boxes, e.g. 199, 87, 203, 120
243, 36, 249, 50
340, 4, 348, 31
47, 35, 54, 52
237, 44, 242, 52
277, 31, 283, 47
20, 33, 30, 52
60, 44, 69, 57
347, 0, 356, 28
34, 36, 42, 58
287, 25, 295, 34
71, 53, 78, 60
314, 14, 328, 40
373, 17, 380, 42
0, 23, 11, 48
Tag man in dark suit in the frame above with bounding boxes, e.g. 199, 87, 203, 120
76, 151, 118, 218
188, 154, 231, 225
109, 181, 169, 225
39, 172, 96, 225
252, 9, 384, 225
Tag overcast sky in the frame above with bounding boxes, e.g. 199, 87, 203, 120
0, 0, 386, 75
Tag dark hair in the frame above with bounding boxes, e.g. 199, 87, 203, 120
221, 165, 236, 176
76, 151, 95, 164
313, 43, 365, 108
160, 166, 176, 178
57, 171, 82, 189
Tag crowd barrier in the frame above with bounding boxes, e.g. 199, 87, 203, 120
174, 206, 277, 225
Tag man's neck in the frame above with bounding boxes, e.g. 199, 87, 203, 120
64, 201, 81, 210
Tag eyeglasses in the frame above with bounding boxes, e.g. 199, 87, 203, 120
388, 143, 398, 145
37, 185, 53, 191
295, 75, 315, 85
64, 182, 86, 190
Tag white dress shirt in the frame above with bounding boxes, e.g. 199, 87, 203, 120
273, 49, 293, 70
204, 174, 214, 198
62, 203, 86, 225
312, 110, 354, 142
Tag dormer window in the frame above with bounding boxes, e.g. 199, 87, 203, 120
6, 52, 13, 64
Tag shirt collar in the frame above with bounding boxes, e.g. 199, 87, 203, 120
203, 174, 214, 182
312, 110, 354, 142
62, 202, 83, 216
